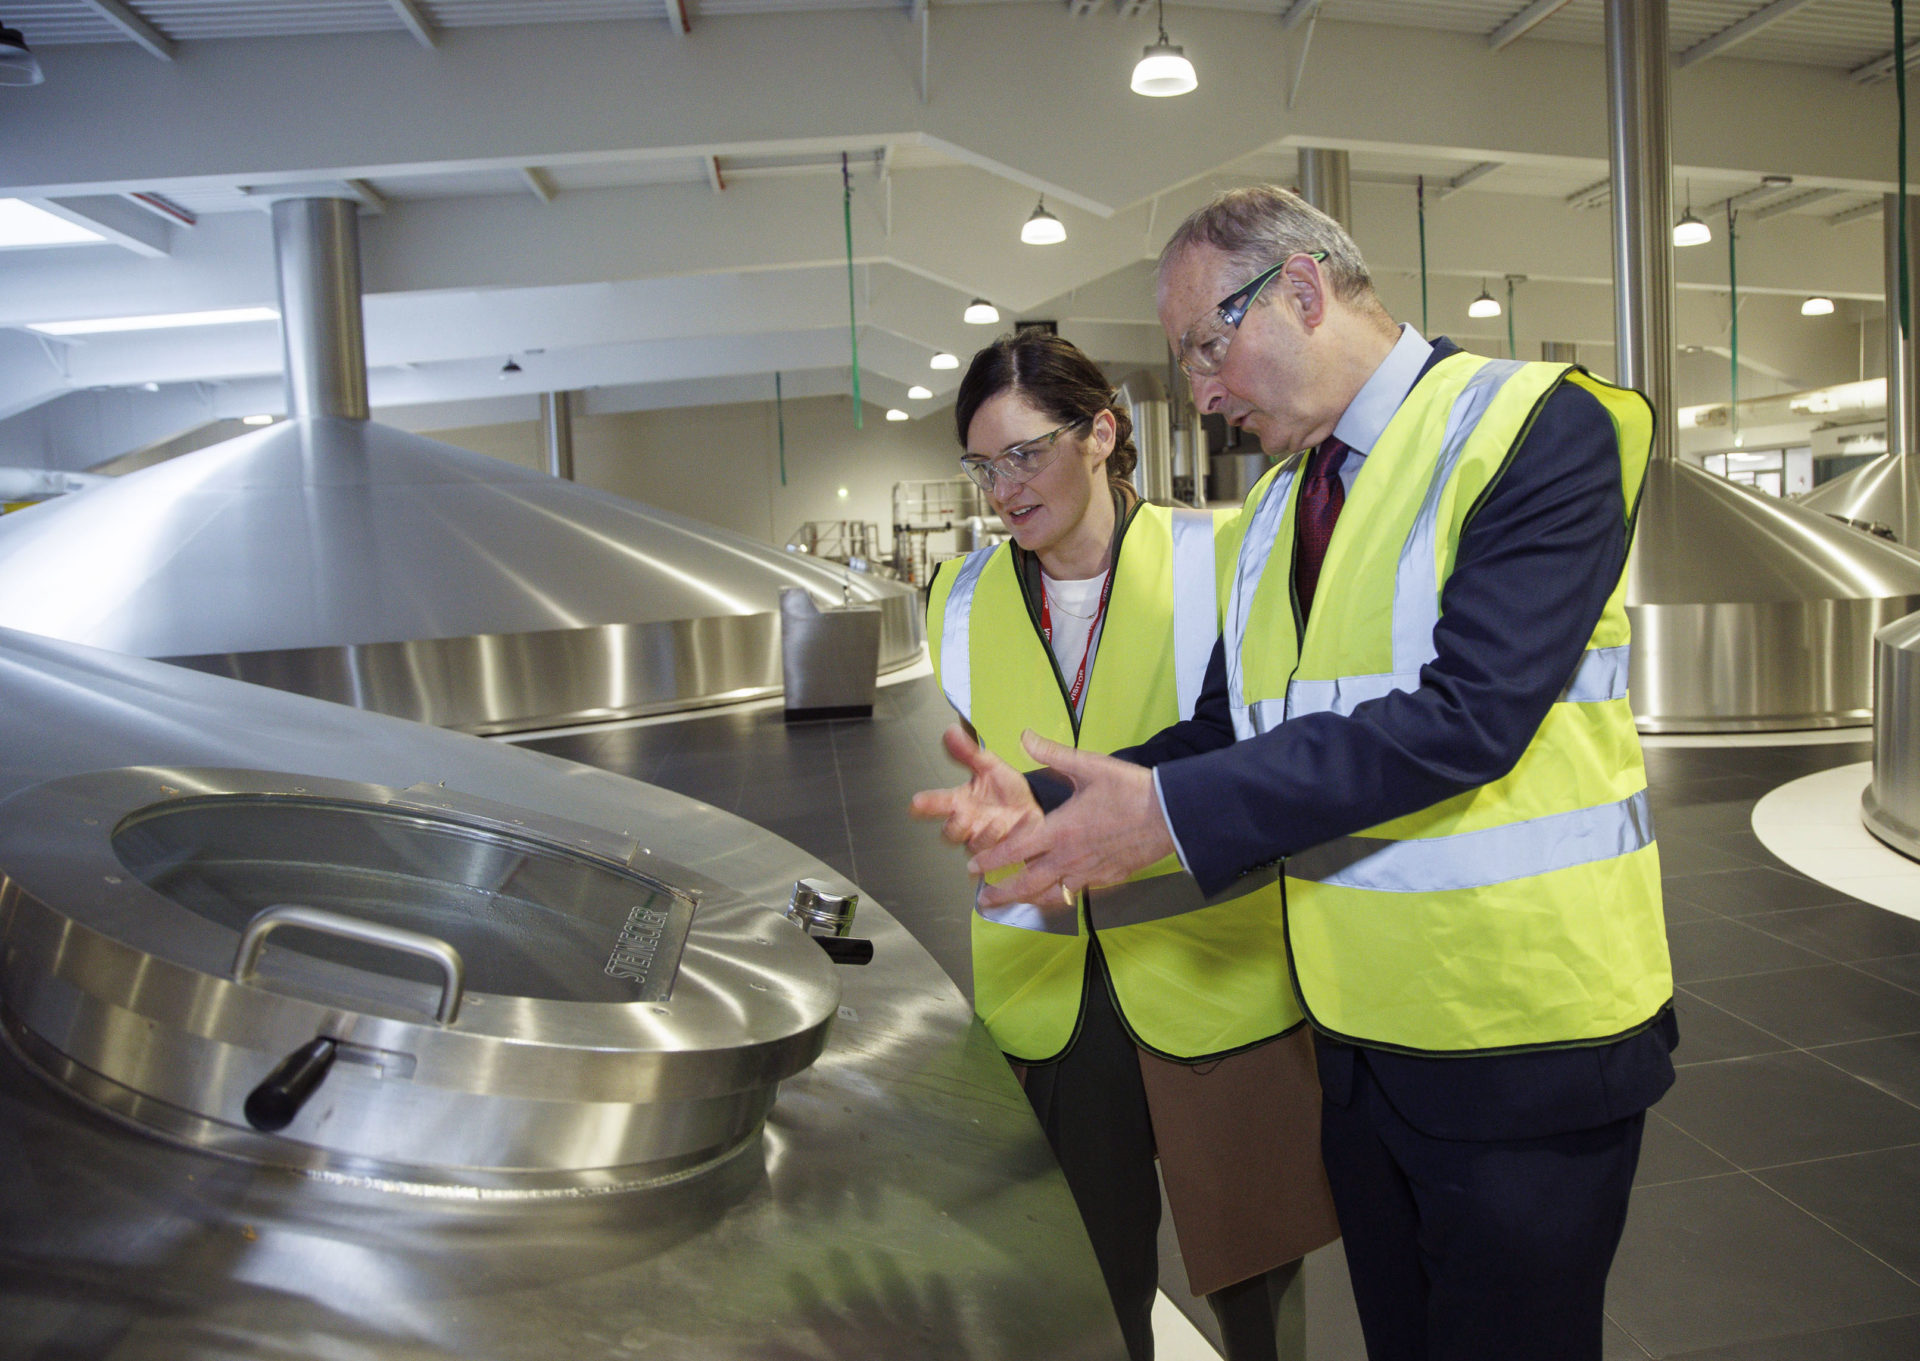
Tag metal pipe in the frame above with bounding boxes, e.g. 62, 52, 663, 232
1884, 193, 1920, 459
1540, 342, 1579, 364
541, 391, 576, 481
1604, 0, 1674, 461
1299, 149, 1352, 231
271, 198, 369, 422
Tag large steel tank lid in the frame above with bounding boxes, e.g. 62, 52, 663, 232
1, 765, 840, 1193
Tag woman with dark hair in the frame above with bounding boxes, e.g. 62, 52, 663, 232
924, 330, 1337, 1361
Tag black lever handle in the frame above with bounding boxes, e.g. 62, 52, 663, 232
243, 1037, 338, 1132
814, 935, 874, 966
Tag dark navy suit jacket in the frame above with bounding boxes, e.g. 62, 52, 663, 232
1050, 338, 1676, 1140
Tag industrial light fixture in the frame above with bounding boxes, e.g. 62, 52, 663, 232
1131, 0, 1197, 97
1673, 179, 1712, 247
0, 199, 103, 248
1801, 296, 1836, 316
1467, 282, 1502, 319
0, 20, 44, 87
930, 352, 959, 370
26, 306, 277, 336
886, 408, 909, 422
241, 414, 275, 426
907, 385, 933, 399
963, 299, 1000, 325
499, 357, 522, 379
1021, 197, 1066, 245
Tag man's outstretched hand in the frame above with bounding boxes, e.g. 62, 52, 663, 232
908, 725, 1045, 854
912, 728, 1177, 909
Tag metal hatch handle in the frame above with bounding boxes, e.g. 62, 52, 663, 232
232, 903, 467, 1024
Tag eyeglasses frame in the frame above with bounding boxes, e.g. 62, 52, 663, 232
1178, 249, 1330, 379
958, 413, 1097, 492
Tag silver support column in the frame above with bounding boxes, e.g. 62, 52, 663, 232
1885, 195, 1920, 461
1604, 0, 1673, 460
1541, 341, 1579, 364
541, 391, 577, 481
271, 198, 369, 423
1299, 149, 1352, 231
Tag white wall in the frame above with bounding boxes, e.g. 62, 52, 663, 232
425, 395, 964, 551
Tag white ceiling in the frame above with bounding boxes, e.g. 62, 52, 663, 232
0, 0, 1912, 448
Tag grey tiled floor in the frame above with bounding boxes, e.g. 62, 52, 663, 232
518, 691, 1920, 1360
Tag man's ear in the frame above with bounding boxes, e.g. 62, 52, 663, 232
1284, 253, 1330, 332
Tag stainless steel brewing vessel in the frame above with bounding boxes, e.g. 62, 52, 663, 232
1864, 609, 1920, 860
0, 628, 1123, 1359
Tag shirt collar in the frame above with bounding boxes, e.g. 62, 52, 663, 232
1331, 323, 1433, 458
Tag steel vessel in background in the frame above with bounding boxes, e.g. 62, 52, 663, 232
0, 197, 922, 734
0, 626, 1122, 1360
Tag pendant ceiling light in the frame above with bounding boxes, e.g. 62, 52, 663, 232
1131, 0, 1197, 98
1801, 296, 1836, 316
930, 352, 959, 370
1021, 197, 1066, 245
907, 385, 933, 399
885, 408, 909, 422
963, 299, 1000, 325
0, 20, 44, 86
1467, 282, 1502, 319
1674, 179, 1712, 247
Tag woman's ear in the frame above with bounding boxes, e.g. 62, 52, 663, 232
1089, 408, 1118, 464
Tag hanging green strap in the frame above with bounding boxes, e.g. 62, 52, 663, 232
776, 371, 788, 487
842, 153, 863, 429
1505, 277, 1516, 360
1728, 205, 1739, 436
1416, 176, 1429, 336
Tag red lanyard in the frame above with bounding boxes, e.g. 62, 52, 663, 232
1040, 568, 1115, 713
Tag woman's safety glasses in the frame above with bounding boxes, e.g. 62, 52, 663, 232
959, 414, 1094, 493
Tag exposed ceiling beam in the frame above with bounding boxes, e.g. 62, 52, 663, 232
1702, 180, 1798, 218
1851, 38, 1920, 84
345, 179, 390, 215
1564, 176, 1612, 209
1487, 0, 1574, 53
1747, 186, 1841, 222
662, 0, 692, 35
520, 167, 557, 203
1678, 0, 1819, 69
37, 195, 170, 257
128, 191, 196, 227
74, 0, 175, 62
1827, 201, 1882, 226
1435, 161, 1503, 199
1279, 0, 1325, 32
705, 156, 726, 194
386, 0, 437, 49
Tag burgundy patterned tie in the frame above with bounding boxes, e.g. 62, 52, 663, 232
1294, 436, 1348, 623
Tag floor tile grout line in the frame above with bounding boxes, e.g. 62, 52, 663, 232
1600, 1308, 1658, 1359
824, 720, 860, 885
1743, 1171, 1920, 1292
1797, 1034, 1920, 1114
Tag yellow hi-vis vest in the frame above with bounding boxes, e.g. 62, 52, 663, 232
1226, 353, 1672, 1056
928, 502, 1301, 1064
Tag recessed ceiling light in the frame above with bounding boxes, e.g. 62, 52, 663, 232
0, 199, 103, 249
27, 306, 279, 336
930, 352, 959, 370
886, 408, 909, 421
907, 385, 933, 399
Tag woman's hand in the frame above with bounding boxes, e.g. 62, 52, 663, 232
909, 725, 1044, 854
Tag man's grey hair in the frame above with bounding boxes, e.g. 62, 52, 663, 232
1157, 185, 1380, 311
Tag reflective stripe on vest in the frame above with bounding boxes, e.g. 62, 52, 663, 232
1258, 642, 1633, 730
936, 546, 995, 722
1287, 789, 1652, 893
1168, 506, 1218, 719
1089, 864, 1280, 929
1227, 458, 1302, 741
